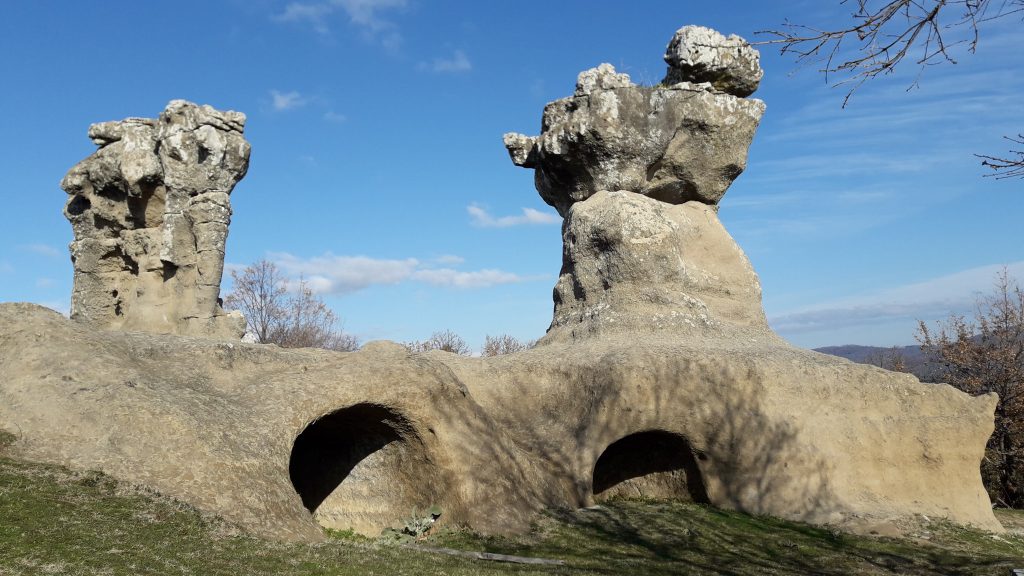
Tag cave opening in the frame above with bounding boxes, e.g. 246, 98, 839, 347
288, 403, 413, 514
592, 430, 709, 503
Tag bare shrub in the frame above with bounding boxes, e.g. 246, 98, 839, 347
404, 330, 471, 355
224, 259, 359, 351
917, 269, 1024, 507
866, 346, 909, 372
481, 334, 535, 356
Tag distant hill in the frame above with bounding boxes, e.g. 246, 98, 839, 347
813, 344, 944, 382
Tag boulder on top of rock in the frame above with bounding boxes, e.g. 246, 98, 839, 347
504, 28, 764, 216
662, 25, 763, 97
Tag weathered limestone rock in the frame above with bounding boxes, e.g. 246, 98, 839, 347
61, 100, 249, 338
0, 24, 1003, 547
662, 25, 763, 96
503, 62, 764, 216
546, 190, 770, 344
0, 303, 1002, 542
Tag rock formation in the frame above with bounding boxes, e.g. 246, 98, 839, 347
503, 29, 764, 216
504, 26, 768, 342
545, 190, 769, 343
0, 26, 1003, 545
61, 100, 249, 338
662, 25, 763, 96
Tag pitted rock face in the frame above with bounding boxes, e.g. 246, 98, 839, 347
544, 191, 770, 344
504, 26, 764, 217
61, 100, 249, 338
663, 25, 763, 97
0, 25, 1000, 547
504, 25, 770, 341
574, 62, 633, 96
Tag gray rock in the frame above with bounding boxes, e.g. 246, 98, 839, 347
663, 25, 763, 97
574, 62, 633, 96
504, 65, 764, 215
543, 191, 769, 344
0, 25, 1000, 548
0, 302, 1004, 543
61, 100, 250, 339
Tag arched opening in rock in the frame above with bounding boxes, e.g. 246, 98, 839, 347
288, 403, 438, 534
592, 430, 709, 503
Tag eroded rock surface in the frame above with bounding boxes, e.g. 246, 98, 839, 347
61, 100, 249, 338
662, 25, 763, 96
504, 56, 764, 215
0, 303, 1002, 542
546, 191, 770, 344
0, 24, 1002, 546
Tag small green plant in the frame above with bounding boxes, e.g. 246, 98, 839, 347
324, 527, 369, 542
0, 430, 15, 449
381, 505, 442, 543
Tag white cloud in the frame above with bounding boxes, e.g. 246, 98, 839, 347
268, 251, 530, 294
323, 110, 347, 123
274, 0, 406, 44
270, 90, 307, 111
427, 50, 472, 73
223, 262, 247, 277
0, 260, 13, 274
410, 268, 522, 288
467, 204, 560, 228
763, 68, 1024, 150
20, 244, 61, 258
433, 254, 465, 266
769, 261, 1024, 335
336, 0, 406, 31
273, 252, 418, 293
35, 278, 54, 288
275, 2, 333, 33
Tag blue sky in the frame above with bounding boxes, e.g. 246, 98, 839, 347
1, 1, 1021, 350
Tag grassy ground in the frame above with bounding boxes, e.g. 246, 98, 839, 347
1, 435, 1022, 575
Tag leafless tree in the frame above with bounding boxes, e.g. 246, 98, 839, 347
274, 278, 360, 351
224, 260, 359, 351
481, 334, 535, 356
224, 259, 286, 344
866, 346, 909, 372
404, 330, 472, 355
760, 0, 1024, 177
917, 269, 1024, 507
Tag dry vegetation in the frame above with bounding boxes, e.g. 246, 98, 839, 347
224, 260, 358, 351
918, 270, 1024, 508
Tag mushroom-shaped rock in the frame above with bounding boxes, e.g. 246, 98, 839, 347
662, 25, 763, 97
504, 59, 764, 216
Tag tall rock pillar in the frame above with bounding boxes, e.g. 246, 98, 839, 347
505, 26, 771, 344
61, 100, 249, 338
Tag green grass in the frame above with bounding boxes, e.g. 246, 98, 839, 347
1, 443, 1023, 575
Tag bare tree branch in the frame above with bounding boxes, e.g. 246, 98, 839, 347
978, 134, 1024, 178
404, 330, 472, 355
758, 0, 1024, 177
481, 334, 535, 356
224, 260, 359, 351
